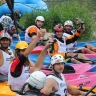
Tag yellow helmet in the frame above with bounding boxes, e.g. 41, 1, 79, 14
15, 41, 28, 49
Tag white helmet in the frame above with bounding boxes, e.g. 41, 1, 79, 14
0, 15, 12, 29
64, 20, 73, 27
0, 15, 12, 25
51, 54, 65, 65
28, 71, 46, 89
35, 16, 45, 22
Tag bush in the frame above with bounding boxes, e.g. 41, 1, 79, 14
20, 0, 96, 41
0, 2, 2, 5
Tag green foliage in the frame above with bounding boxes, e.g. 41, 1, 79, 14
19, 0, 96, 41
0, 2, 2, 5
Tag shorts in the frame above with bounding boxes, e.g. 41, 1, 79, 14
73, 49, 82, 53
66, 54, 78, 63
74, 45, 88, 53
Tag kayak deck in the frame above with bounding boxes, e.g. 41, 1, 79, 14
0, 82, 96, 96
0, 82, 16, 96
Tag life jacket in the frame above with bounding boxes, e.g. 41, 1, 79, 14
0, 49, 14, 75
54, 38, 67, 53
8, 66, 30, 91
63, 32, 77, 52
47, 73, 68, 96
25, 25, 39, 43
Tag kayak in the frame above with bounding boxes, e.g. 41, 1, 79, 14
28, 54, 51, 65
11, 32, 96, 51
64, 72, 96, 80
84, 54, 96, 58
68, 74, 96, 88
72, 85, 96, 93
0, 81, 96, 96
42, 62, 96, 73
42, 68, 96, 88
0, 82, 16, 96
30, 46, 45, 54
71, 63, 96, 73
30, 46, 96, 57
42, 69, 96, 80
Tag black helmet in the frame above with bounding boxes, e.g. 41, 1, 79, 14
14, 10, 21, 20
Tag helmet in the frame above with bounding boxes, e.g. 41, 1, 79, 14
0, 32, 11, 40
6, 14, 12, 18
28, 71, 46, 89
54, 24, 64, 32
15, 41, 28, 49
14, 10, 21, 19
51, 54, 65, 65
0, 15, 12, 26
64, 20, 73, 27
35, 16, 45, 22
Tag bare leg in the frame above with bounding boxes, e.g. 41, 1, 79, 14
67, 52, 77, 57
86, 44, 96, 52
67, 53, 84, 64
82, 48, 96, 54
67, 53, 93, 64
87, 44, 95, 49
78, 53, 92, 64
71, 58, 82, 64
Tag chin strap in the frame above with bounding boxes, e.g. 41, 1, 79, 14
51, 66, 62, 80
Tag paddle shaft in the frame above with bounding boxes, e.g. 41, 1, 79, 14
84, 85, 96, 96
6, 0, 21, 41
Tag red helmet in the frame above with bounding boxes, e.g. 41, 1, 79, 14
54, 24, 64, 32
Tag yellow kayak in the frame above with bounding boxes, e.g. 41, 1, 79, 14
0, 82, 16, 96
0, 82, 96, 96
72, 85, 96, 93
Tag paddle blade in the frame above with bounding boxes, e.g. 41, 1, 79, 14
6, 0, 14, 11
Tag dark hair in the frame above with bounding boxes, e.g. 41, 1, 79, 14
0, 37, 11, 47
14, 10, 21, 20
28, 84, 38, 90
0, 23, 3, 31
15, 49, 30, 66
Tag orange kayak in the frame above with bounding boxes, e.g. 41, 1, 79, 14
0, 82, 96, 96
0, 82, 16, 96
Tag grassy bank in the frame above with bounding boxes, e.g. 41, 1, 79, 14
19, 0, 96, 41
